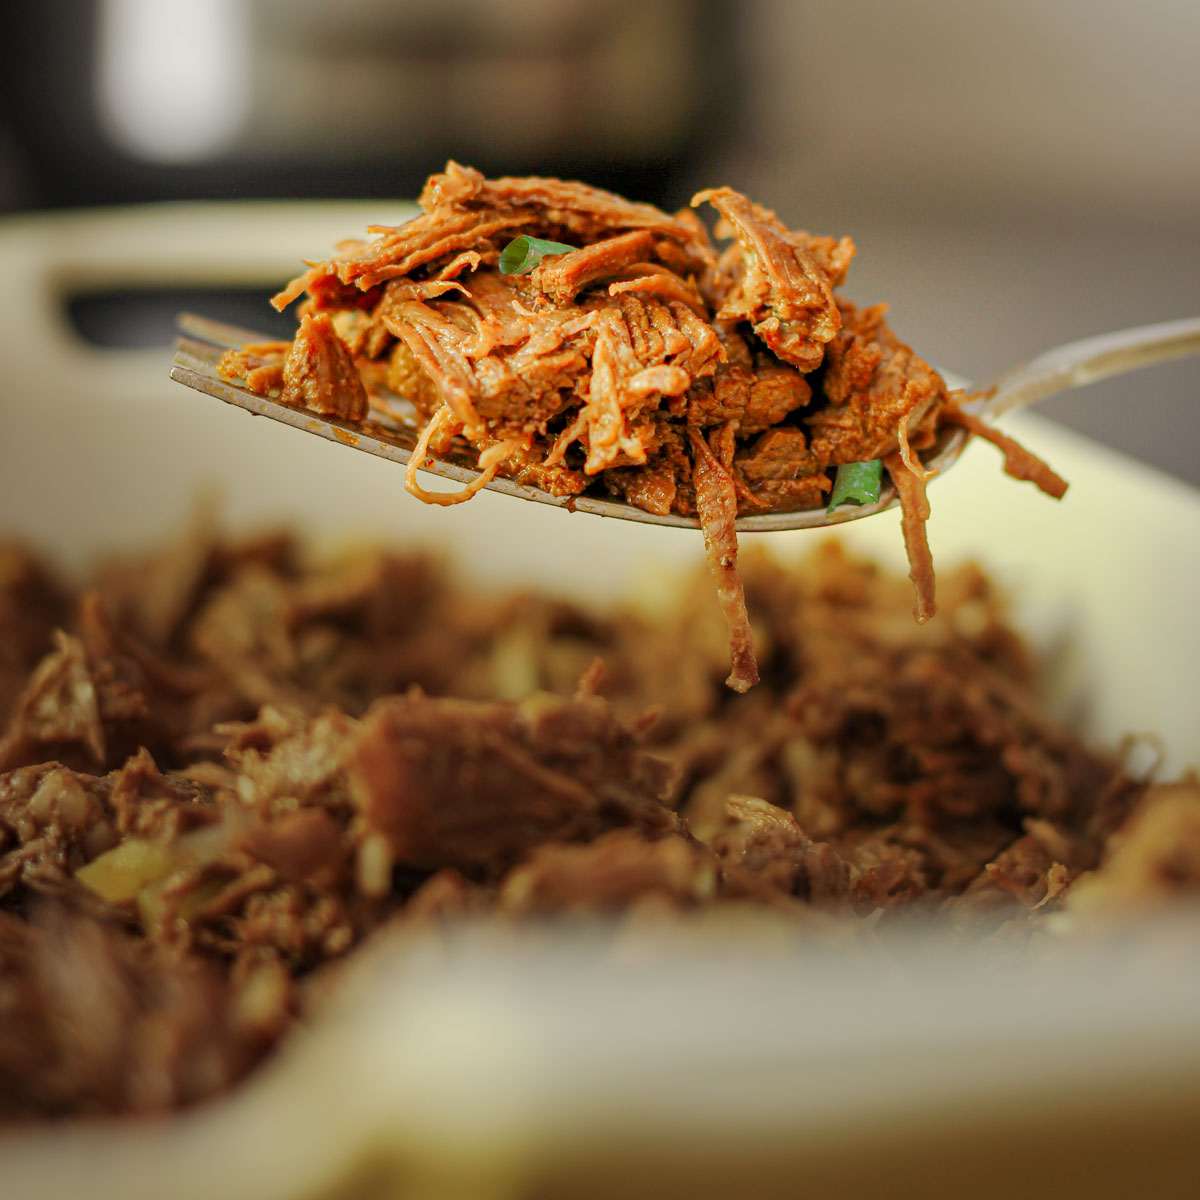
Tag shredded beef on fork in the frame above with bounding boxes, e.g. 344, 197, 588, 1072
218, 163, 1066, 688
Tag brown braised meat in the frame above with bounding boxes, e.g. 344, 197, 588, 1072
2, 525, 1196, 1122
219, 164, 1067, 687
0, 543, 68, 727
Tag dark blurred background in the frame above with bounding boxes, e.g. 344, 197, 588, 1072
1, 0, 1196, 482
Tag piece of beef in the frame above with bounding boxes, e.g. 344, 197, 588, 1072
606, 454, 681, 516
530, 230, 658, 304
0, 764, 118, 903
272, 162, 711, 311
421, 162, 713, 261
383, 273, 596, 438
220, 315, 370, 424
0, 593, 196, 774
279, 312, 368, 421
693, 187, 854, 371
270, 207, 534, 308
215, 341, 288, 395
711, 795, 851, 906
346, 691, 678, 878
0, 544, 68, 726
686, 354, 812, 435
734, 427, 831, 510
223, 704, 360, 818
499, 829, 719, 914
808, 301, 946, 465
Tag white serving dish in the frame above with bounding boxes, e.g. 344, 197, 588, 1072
0, 203, 1197, 1200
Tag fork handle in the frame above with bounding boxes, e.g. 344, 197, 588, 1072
981, 315, 1200, 418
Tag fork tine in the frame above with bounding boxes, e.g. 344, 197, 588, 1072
176, 312, 284, 349
168, 359, 420, 457
172, 336, 228, 374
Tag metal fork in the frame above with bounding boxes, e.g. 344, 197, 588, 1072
171, 314, 1200, 531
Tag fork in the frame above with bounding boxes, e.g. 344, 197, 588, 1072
171, 313, 1200, 531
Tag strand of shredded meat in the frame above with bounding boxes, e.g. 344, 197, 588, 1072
219, 163, 1067, 687
689, 431, 758, 691
944, 403, 1069, 498
884, 450, 937, 622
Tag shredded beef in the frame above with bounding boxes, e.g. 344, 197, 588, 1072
499, 831, 719, 914
218, 165, 1067, 690
691, 187, 853, 372
0, 545, 68, 727
885, 450, 938, 623
944, 402, 1069, 498
347, 692, 678, 876
689, 430, 759, 692
1, 524, 1193, 1123
280, 312, 368, 421
530, 230, 659, 305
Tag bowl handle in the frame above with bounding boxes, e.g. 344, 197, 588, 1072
0, 200, 413, 398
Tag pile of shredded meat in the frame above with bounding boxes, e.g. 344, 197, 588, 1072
1, 520, 1197, 1122
217, 164, 1067, 691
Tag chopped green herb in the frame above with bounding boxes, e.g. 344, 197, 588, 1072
498, 235, 578, 275
827, 459, 883, 511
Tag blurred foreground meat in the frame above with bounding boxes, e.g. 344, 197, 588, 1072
2, 525, 1195, 1121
